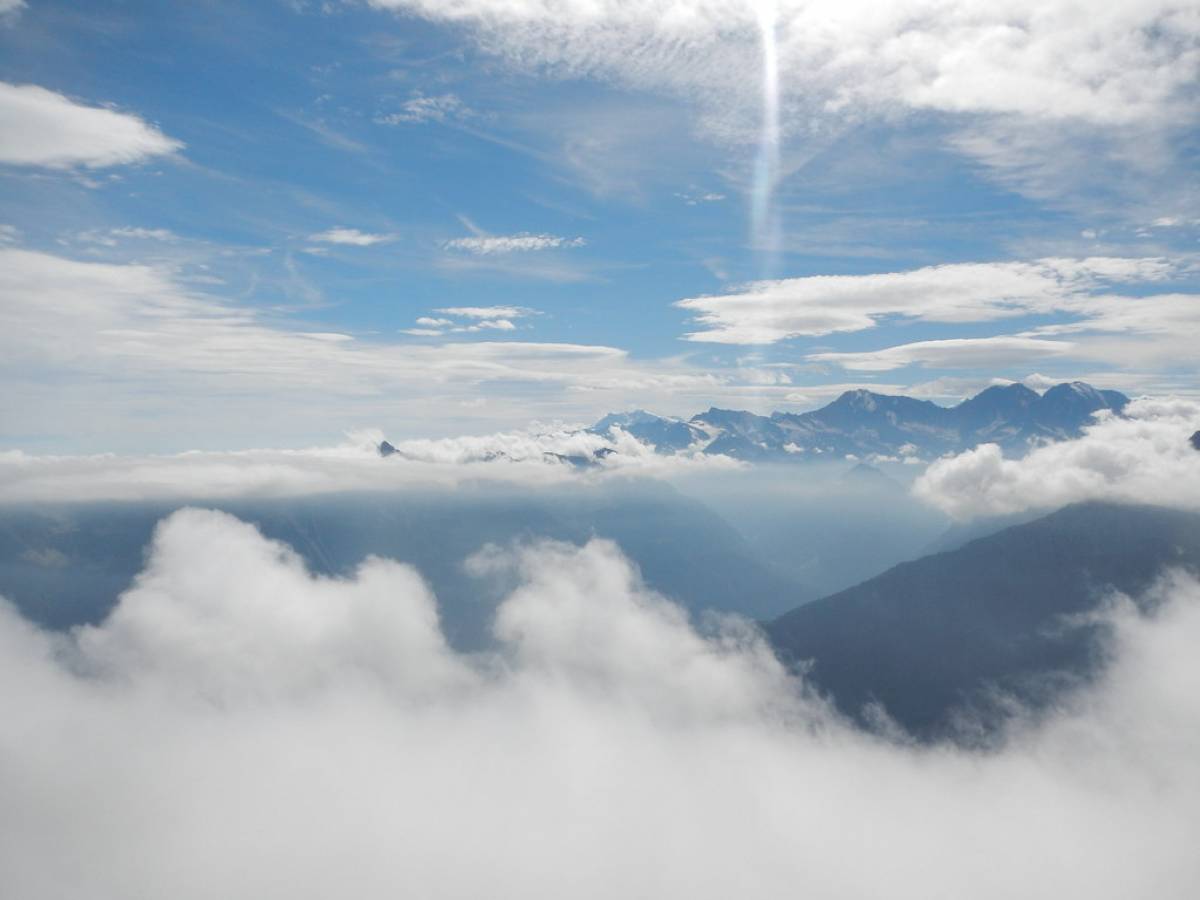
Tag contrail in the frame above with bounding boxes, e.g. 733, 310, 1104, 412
751, 0, 781, 277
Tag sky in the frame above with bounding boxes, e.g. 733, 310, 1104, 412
1, 0, 1198, 452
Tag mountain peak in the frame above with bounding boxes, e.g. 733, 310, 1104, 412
592, 409, 669, 432
829, 388, 882, 411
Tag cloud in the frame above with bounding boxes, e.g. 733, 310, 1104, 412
677, 190, 726, 205
444, 234, 586, 254
0, 247, 738, 446
308, 227, 394, 246
808, 336, 1077, 372
402, 305, 537, 336
375, 92, 472, 125
19, 247, 1176, 451
0, 507, 1198, 897
75, 226, 179, 246
367, 2, 1198, 213
436, 306, 533, 319
0, 82, 182, 169
676, 257, 1177, 345
0, 426, 739, 505
368, 1, 1199, 141
914, 396, 1200, 519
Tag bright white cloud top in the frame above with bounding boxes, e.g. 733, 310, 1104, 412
0, 82, 181, 168
916, 396, 1200, 520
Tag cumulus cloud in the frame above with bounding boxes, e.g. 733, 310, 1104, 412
444, 233, 586, 254
308, 227, 394, 246
914, 396, 1200, 519
0, 507, 1198, 897
0, 82, 182, 169
676, 257, 1176, 345
402, 305, 537, 336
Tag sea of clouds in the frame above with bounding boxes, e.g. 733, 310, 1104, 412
0, 506, 1198, 898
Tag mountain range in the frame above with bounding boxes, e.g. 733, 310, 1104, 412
592, 380, 1128, 461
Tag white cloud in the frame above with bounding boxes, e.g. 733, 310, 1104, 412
403, 306, 535, 336
914, 396, 1200, 520
677, 190, 726, 205
0, 247, 686, 403
676, 257, 1176, 345
436, 306, 533, 319
808, 336, 1077, 372
0, 82, 182, 169
444, 234, 586, 254
375, 92, 471, 125
367, 2, 1198, 212
0, 507, 1198, 897
308, 227, 393, 246
0, 426, 738, 506
370, 1, 1199, 135
75, 226, 179, 246
0, 224, 18, 244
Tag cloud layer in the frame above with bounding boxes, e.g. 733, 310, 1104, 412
0, 507, 1198, 898
372, 1, 1199, 133
0, 425, 738, 505
676, 257, 1176, 344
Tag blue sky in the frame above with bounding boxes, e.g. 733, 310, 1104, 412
1, 0, 1198, 452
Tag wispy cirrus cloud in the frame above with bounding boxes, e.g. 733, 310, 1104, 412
375, 92, 472, 125
0, 82, 182, 169
367, 1, 1200, 213
369, 1, 1200, 133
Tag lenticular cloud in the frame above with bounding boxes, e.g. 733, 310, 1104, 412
0, 509, 1198, 899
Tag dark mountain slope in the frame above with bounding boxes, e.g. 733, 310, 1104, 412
766, 502, 1200, 738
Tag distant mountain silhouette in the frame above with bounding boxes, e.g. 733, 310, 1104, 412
766, 502, 1200, 740
592, 381, 1127, 461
